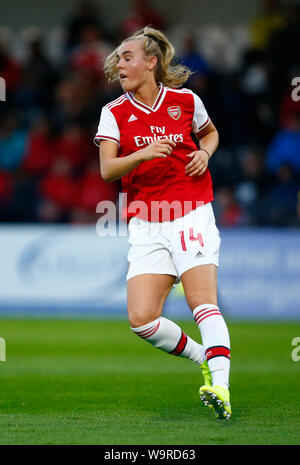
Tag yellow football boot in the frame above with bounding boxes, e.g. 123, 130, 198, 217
199, 385, 231, 420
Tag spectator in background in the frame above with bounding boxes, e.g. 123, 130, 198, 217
0, 170, 14, 220
0, 112, 28, 171
71, 158, 118, 224
179, 34, 221, 149
217, 73, 253, 148
69, 24, 113, 86
54, 123, 91, 171
240, 49, 270, 97
0, 112, 37, 222
278, 82, 300, 129
22, 117, 56, 177
265, 164, 299, 225
214, 186, 247, 227
239, 48, 275, 145
249, 0, 285, 50
267, 3, 300, 95
23, 119, 93, 176
53, 71, 99, 127
37, 156, 78, 223
15, 29, 56, 114
37, 154, 118, 224
266, 111, 300, 173
64, 0, 103, 53
119, 0, 165, 38
235, 145, 272, 225
0, 35, 21, 104
181, 33, 209, 78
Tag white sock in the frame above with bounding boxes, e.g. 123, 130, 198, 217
193, 304, 230, 389
131, 316, 206, 365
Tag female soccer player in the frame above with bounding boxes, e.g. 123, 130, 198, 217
95, 26, 231, 420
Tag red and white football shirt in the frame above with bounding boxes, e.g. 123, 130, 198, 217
94, 84, 214, 222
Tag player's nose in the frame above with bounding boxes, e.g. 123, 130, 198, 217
116, 60, 124, 70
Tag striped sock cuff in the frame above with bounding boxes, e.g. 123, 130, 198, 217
193, 304, 221, 325
169, 331, 188, 356
205, 345, 231, 361
130, 318, 161, 339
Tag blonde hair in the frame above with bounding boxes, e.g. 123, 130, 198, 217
104, 26, 192, 88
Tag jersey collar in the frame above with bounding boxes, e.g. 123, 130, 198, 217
126, 83, 166, 114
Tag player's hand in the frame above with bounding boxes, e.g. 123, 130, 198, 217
185, 150, 209, 176
138, 138, 176, 161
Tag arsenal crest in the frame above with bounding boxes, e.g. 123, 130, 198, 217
167, 106, 181, 120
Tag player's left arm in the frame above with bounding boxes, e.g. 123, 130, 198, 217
185, 120, 219, 177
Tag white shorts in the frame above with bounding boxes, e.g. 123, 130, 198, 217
127, 202, 221, 283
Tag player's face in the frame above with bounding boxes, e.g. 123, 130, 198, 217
117, 39, 153, 92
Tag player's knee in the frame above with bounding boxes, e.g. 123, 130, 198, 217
128, 308, 159, 329
187, 295, 217, 312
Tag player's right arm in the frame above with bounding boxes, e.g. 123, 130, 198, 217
99, 139, 175, 182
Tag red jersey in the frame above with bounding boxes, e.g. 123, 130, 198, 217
94, 84, 213, 222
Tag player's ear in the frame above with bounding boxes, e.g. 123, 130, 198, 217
147, 55, 158, 72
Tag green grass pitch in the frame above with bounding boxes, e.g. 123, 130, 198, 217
0, 318, 299, 445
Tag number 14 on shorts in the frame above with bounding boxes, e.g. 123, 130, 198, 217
179, 228, 204, 251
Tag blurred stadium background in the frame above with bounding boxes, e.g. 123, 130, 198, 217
0, 0, 300, 320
